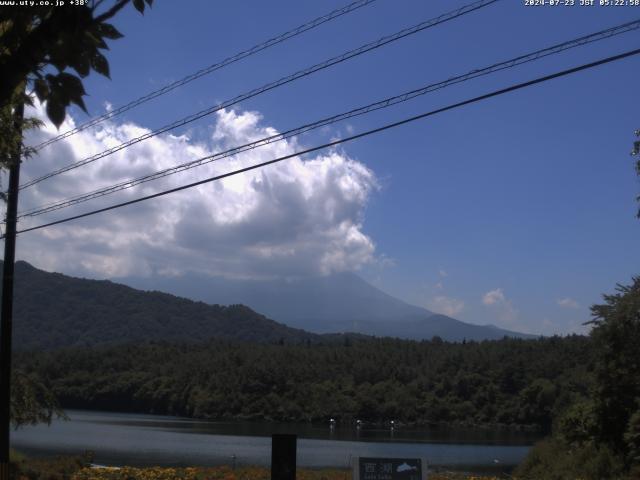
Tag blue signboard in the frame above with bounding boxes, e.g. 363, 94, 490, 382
354, 457, 427, 480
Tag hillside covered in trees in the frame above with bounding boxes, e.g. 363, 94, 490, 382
5, 261, 319, 349
7, 261, 531, 348
15, 335, 592, 431
8, 268, 640, 478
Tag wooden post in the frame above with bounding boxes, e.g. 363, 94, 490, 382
0, 99, 24, 480
271, 434, 296, 480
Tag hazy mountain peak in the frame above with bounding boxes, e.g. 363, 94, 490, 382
6, 260, 533, 343
118, 270, 532, 341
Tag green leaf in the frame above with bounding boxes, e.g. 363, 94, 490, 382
97, 23, 123, 40
90, 51, 110, 78
86, 31, 109, 50
71, 95, 88, 113
72, 52, 91, 78
56, 73, 88, 113
46, 96, 66, 128
33, 78, 49, 101
133, 0, 145, 13
58, 72, 86, 96
44, 73, 60, 90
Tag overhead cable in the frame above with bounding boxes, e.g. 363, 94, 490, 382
31, 0, 379, 151
20, 0, 499, 189
17, 18, 640, 219
11, 46, 640, 237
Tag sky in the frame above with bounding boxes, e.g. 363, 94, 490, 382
5, 0, 640, 336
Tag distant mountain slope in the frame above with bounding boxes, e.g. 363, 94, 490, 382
120, 271, 534, 341
121, 271, 430, 329
5, 261, 318, 350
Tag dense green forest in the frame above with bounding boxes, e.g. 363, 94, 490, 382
14, 275, 640, 479
15, 335, 592, 431
514, 277, 640, 479
5, 261, 319, 349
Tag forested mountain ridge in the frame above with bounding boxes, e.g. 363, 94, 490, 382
15, 335, 593, 431
5, 261, 319, 349
5, 261, 531, 349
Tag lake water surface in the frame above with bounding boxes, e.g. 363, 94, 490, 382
13, 410, 539, 470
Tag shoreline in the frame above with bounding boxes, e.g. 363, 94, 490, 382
54, 406, 544, 433
12, 454, 515, 480
13, 447, 519, 475
12, 410, 533, 474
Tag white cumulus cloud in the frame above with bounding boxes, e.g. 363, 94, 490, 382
557, 297, 579, 309
13, 105, 380, 280
482, 288, 506, 306
482, 287, 519, 326
427, 295, 464, 316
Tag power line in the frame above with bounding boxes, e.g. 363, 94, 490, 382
17, 18, 640, 219
20, 0, 499, 190
30, 0, 379, 151
11, 47, 640, 238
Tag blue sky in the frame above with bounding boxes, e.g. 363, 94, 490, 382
14, 0, 640, 335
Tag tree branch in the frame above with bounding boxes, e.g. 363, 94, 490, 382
94, 0, 130, 24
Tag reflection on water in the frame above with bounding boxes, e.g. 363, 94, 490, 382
13, 410, 538, 470
86, 415, 539, 445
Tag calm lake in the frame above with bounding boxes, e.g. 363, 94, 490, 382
12, 410, 540, 471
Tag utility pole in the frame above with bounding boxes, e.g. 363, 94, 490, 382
0, 99, 24, 480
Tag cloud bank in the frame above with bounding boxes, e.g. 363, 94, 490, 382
482, 287, 519, 327
428, 295, 465, 316
13, 106, 379, 280
482, 288, 506, 306
557, 297, 579, 309
424, 268, 464, 317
